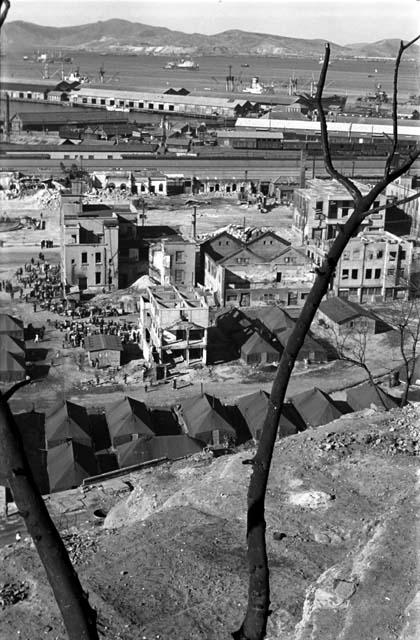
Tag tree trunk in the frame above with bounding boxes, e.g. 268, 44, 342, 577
0, 398, 99, 640
233, 200, 374, 640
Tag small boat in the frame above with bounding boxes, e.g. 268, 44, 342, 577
241, 63, 250, 68
164, 58, 199, 70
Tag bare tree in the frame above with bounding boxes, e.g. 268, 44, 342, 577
326, 321, 388, 409
384, 293, 420, 405
0, 380, 99, 640
234, 36, 420, 640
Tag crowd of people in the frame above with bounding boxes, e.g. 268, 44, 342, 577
56, 317, 141, 350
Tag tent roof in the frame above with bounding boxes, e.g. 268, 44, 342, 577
247, 306, 294, 335
346, 382, 399, 412
0, 314, 24, 334
277, 328, 326, 354
105, 397, 154, 441
45, 401, 92, 447
0, 350, 26, 373
47, 441, 97, 492
236, 390, 305, 438
0, 335, 25, 354
181, 393, 236, 439
289, 387, 343, 428
241, 332, 280, 356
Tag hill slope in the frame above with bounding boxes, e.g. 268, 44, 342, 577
3, 19, 418, 58
1, 403, 419, 638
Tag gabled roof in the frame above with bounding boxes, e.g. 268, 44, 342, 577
252, 306, 295, 335
180, 393, 236, 441
289, 387, 343, 428
241, 331, 280, 356
0, 314, 24, 334
220, 246, 267, 266
277, 328, 326, 357
45, 401, 92, 447
246, 230, 290, 250
236, 390, 305, 439
47, 441, 98, 492
0, 350, 26, 382
319, 297, 376, 325
84, 334, 123, 352
0, 334, 25, 354
105, 397, 154, 445
346, 382, 399, 412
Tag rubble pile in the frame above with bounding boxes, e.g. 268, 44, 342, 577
62, 528, 98, 565
0, 581, 30, 608
317, 404, 420, 456
198, 223, 274, 244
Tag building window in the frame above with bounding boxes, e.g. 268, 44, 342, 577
376, 250, 383, 259
174, 269, 184, 283
100, 99, 106, 105
95, 272, 101, 284
175, 251, 184, 262
91, 98, 97, 105
148, 103, 154, 110
276, 272, 282, 283
342, 251, 350, 260
159, 104, 164, 110
168, 104, 174, 111
401, 250, 406, 260
387, 268, 395, 276
95, 252, 101, 263
129, 101, 134, 107
81, 252, 88, 264
328, 201, 338, 219
315, 200, 323, 214
342, 269, 349, 280
374, 268, 381, 279
351, 269, 358, 279
158, 183, 163, 192
365, 268, 372, 279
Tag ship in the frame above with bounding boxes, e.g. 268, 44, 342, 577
164, 58, 199, 70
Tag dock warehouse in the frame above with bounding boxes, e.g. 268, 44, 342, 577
235, 117, 420, 140
9, 110, 129, 134
69, 87, 252, 119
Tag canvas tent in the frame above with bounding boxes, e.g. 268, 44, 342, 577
236, 390, 306, 440
180, 393, 236, 445
0, 350, 26, 383
240, 332, 281, 365
398, 356, 420, 385
105, 397, 154, 445
253, 306, 295, 337
47, 440, 98, 492
0, 334, 25, 356
277, 328, 327, 363
346, 382, 399, 412
45, 401, 92, 448
289, 387, 343, 428
0, 314, 24, 339
116, 434, 203, 468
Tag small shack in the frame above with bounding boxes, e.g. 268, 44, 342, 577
84, 334, 123, 368
240, 332, 281, 365
318, 297, 380, 336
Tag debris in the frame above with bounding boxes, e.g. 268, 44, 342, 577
0, 582, 30, 607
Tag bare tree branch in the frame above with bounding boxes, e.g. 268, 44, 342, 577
384, 35, 420, 178
316, 43, 363, 202
0, 0, 10, 30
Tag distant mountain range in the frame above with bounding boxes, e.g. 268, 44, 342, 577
3, 20, 419, 59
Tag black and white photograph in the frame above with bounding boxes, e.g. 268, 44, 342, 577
0, 0, 419, 638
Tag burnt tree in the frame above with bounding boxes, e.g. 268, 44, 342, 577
234, 36, 420, 640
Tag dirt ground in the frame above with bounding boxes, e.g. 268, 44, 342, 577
0, 403, 418, 639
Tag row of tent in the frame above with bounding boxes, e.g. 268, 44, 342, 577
0, 316, 27, 383
6, 379, 400, 495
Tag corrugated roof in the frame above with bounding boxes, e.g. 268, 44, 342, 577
84, 334, 123, 352
74, 87, 248, 108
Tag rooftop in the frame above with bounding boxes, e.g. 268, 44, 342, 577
84, 334, 123, 352
319, 297, 376, 324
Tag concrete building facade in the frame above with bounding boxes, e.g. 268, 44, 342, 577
138, 285, 210, 367
149, 236, 196, 287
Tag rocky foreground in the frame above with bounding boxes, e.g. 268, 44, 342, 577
0, 403, 419, 639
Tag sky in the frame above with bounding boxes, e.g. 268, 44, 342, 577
7, 0, 420, 45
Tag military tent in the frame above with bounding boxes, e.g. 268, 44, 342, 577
240, 332, 281, 365
47, 441, 98, 492
289, 387, 343, 428
180, 393, 236, 445
105, 397, 154, 445
0, 334, 25, 356
0, 314, 24, 339
346, 382, 399, 412
116, 434, 203, 468
277, 328, 327, 363
0, 350, 26, 383
45, 401, 92, 448
236, 390, 306, 440
398, 356, 420, 385
254, 306, 295, 337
